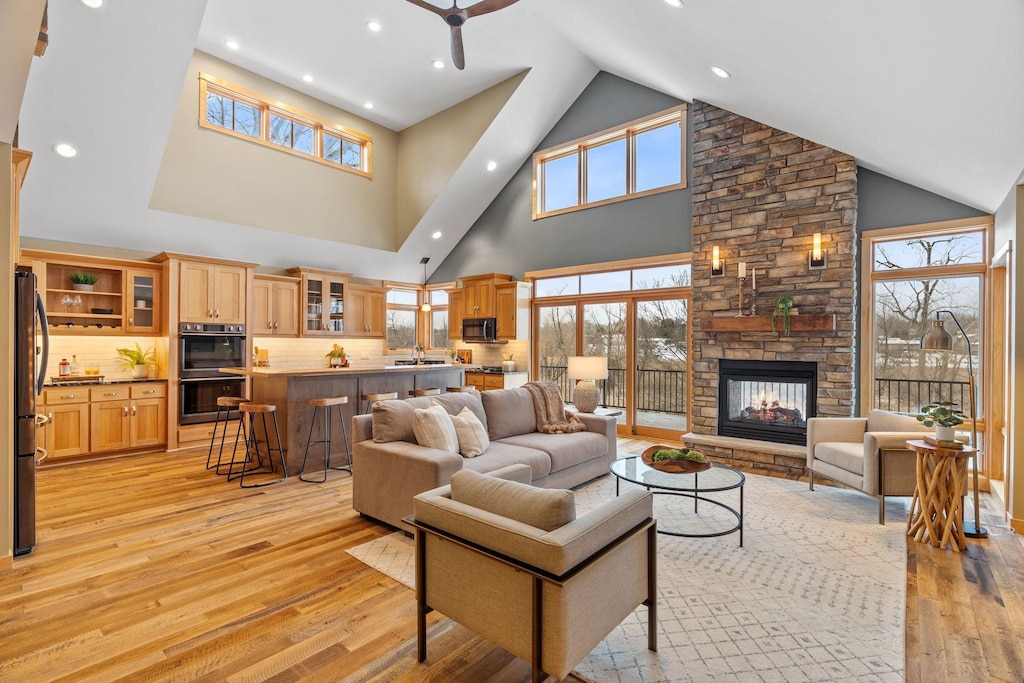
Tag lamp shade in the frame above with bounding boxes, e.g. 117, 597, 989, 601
567, 356, 608, 380
921, 319, 954, 351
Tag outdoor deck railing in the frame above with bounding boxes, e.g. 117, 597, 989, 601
538, 365, 687, 415
873, 378, 970, 415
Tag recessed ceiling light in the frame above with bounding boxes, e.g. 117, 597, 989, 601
302, 74, 314, 83
664, 0, 683, 7
710, 66, 731, 79
432, 60, 445, 70
432, 231, 443, 239
225, 39, 240, 50
486, 161, 498, 172
52, 143, 78, 159
79, 0, 103, 8
366, 20, 382, 32
364, 102, 374, 110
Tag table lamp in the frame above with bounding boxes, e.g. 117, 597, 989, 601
920, 310, 987, 538
567, 356, 608, 413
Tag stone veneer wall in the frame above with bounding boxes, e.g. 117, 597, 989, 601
689, 101, 858, 474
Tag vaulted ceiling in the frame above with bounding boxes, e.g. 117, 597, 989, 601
14, 0, 1024, 282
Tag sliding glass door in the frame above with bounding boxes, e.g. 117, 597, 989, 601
634, 296, 688, 437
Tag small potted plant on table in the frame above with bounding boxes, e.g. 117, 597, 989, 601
69, 273, 99, 291
115, 343, 155, 379
917, 402, 965, 442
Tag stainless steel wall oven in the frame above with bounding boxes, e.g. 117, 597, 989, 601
178, 323, 246, 424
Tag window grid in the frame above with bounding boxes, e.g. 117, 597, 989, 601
533, 106, 686, 219
199, 74, 372, 178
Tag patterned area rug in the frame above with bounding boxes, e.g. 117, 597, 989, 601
346, 472, 906, 682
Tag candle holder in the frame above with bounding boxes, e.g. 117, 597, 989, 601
751, 282, 757, 316
737, 277, 747, 316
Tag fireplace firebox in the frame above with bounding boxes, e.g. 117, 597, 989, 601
718, 360, 817, 445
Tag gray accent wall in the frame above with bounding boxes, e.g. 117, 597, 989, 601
856, 167, 986, 232
431, 72, 689, 282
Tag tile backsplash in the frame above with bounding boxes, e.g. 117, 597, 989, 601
47, 336, 170, 381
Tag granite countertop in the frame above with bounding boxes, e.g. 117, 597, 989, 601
43, 377, 169, 387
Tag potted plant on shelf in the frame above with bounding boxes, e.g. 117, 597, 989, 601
115, 343, 155, 379
69, 273, 99, 292
326, 344, 347, 368
917, 402, 965, 442
771, 294, 795, 335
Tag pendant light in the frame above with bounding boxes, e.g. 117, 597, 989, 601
420, 257, 431, 312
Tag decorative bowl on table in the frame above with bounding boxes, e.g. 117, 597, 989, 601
90, 308, 114, 315
641, 445, 711, 474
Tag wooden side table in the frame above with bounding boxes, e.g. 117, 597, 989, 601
905, 439, 974, 552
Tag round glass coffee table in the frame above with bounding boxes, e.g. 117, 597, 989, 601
610, 456, 745, 546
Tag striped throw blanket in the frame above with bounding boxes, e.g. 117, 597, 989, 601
524, 380, 587, 434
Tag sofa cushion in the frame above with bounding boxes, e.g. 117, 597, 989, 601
866, 409, 930, 433
814, 441, 864, 475
372, 397, 432, 443
450, 406, 490, 458
450, 469, 575, 532
481, 387, 537, 440
460, 440, 553, 480
413, 403, 459, 453
432, 390, 488, 429
498, 432, 608, 473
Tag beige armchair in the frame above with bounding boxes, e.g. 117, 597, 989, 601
410, 464, 656, 683
807, 409, 932, 523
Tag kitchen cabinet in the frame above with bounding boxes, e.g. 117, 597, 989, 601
495, 281, 532, 340
346, 285, 385, 337
179, 262, 247, 324
125, 268, 161, 334
253, 275, 299, 336
129, 384, 167, 448
460, 274, 512, 318
447, 289, 464, 340
463, 372, 528, 392
41, 389, 90, 459
289, 267, 349, 336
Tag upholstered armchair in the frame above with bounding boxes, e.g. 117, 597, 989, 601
807, 409, 932, 523
410, 464, 656, 683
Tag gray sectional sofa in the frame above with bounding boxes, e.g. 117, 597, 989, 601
351, 387, 617, 531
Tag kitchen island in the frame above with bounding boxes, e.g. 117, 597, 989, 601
221, 365, 465, 474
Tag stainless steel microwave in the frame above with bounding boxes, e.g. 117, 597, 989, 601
462, 317, 504, 344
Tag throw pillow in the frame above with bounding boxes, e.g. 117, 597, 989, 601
449, 406, 490, 458
413, 403, 459, 453
450, 469, 575, 532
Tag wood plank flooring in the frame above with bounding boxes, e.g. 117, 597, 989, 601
1, 440, 1021, 681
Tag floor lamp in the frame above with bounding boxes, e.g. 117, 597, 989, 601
920, 310, 988, 538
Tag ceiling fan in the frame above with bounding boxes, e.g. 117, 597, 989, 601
404, 0, 521, 70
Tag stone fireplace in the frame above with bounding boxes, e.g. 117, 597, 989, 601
718, 359, 816, 445
685, 101, 858, 478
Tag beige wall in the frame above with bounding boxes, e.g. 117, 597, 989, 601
150, 51, 399, 251
395, 72, 526, 244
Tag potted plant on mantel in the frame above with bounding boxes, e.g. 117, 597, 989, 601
115, 343, 155, 379
916, 402, 965, 442
771, 294, 795, 335
69, 272, 99, 292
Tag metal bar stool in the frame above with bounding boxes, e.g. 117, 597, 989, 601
446, 386, 475, 392
300, 396, 351, 482
409, 388, 441, 397
206, 395, 246, 475
361, 391, 399, 414
229, 402, 287, 488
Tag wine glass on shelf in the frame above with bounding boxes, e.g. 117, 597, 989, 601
61, 294, 73, 312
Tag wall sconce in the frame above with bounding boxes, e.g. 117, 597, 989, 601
711, 245, 724, 277
808, 232, 827, 270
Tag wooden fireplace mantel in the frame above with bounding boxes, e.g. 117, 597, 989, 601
699, 314, 836, 333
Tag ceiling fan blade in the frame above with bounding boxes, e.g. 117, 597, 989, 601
403, 0, 446, 18
450, 24, 465, 70
465, 0, 520, 18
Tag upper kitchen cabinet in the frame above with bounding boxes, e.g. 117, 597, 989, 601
288, 267, 350, 336
495, 281, 532, 340
253, 275, 299, 336
450, 274, 531, 340
20, 251, 164, 336
460, 274, 512, 318
346, 285, 385, 337
178, 262, 246, 324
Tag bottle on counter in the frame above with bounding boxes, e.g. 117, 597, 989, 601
58, 358, 70, 377
70, 354, 80, 376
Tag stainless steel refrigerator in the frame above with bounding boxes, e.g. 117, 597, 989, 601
14, 270, 48, 556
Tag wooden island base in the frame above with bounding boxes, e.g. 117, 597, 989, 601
223, 366, 465, 473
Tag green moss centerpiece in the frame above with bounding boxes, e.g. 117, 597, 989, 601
641, 445, 711, 473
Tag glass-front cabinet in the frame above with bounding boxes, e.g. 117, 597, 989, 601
126, 269, 161, 334
289, 267, 350, 337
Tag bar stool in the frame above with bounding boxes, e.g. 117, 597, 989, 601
360, 391, 399, 414
446, 386, 475, 393
409, 388, 441, 397
206, 395, 246, 475
300, 396, 351, 483
229, 402, 287, 488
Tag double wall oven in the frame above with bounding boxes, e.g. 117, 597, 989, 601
179, 323, 246, 425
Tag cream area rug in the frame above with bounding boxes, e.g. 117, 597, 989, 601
346, 471, 906, 682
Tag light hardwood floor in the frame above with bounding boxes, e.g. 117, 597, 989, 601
1, 440, 1021, 681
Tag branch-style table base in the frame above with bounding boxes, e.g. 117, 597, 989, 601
906, 439, 974, 552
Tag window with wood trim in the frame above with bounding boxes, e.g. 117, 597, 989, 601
199, 73, 372, 177
386, 287, 419, 352
532, 105, 686, 219
426, 286, 451, 350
